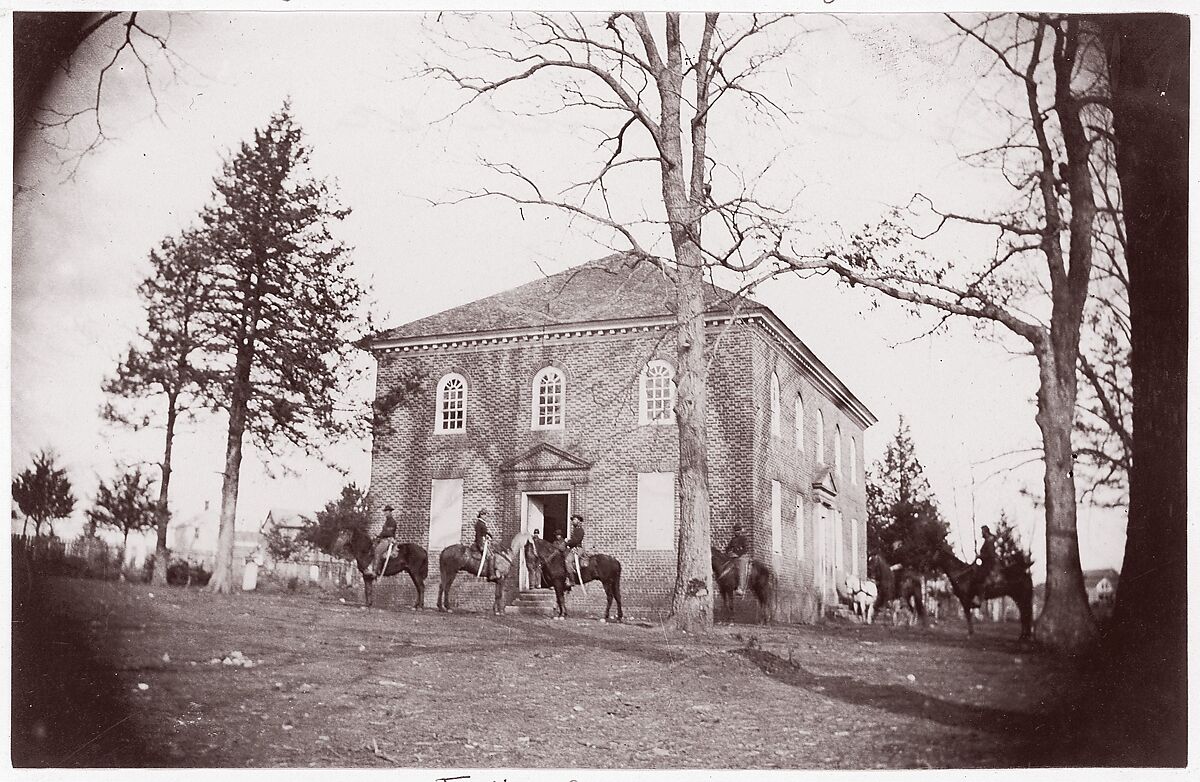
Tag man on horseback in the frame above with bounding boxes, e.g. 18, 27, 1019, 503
365, 505, 397, 578
564, 514, 586, 591
968, 525, 997, 609
725, 523, 750, 597
473, 508, 495, 578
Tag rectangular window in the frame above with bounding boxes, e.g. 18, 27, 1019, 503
833, 510, 845, 575
795, 500, 805, 561
428, 478, 463, 553
851, 521, 860, 577
770, 480, 783, 555
636, 472, 675, 550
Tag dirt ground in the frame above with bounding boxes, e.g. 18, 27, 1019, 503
13, 575, 1098, 769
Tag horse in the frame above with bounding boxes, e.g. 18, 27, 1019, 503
332, 528, 428, 610
869, 552, 928, 628
437, 533, 528, 615
524, 537, 624, 622
711, 547, 776, 623
841, 574, 878, 623
936, 547, 1033, 640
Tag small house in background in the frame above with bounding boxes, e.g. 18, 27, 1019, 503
1084, 568, 1120, 618
260, 508, 308, 559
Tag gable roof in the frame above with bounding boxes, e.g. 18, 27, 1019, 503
371, 253, 762, 343
368, 253, 875, 428
262, 508, 309, 531
1083, 569, 1120, 590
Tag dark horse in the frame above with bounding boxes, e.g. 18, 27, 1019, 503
437, 533, 528, 615
711, 547, 776, 623
936, 547, 1033, 640
524, 537, 624, 622
868, 552, 928, 627
332, 528, 427, 609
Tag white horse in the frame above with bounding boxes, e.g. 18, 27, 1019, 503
843, 574, 879, 624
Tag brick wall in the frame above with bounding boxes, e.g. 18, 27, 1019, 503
368, 319, 869, 618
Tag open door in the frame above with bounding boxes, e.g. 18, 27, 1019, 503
520, 492, 569, 590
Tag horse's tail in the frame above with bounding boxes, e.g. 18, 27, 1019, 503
507, 532, 531, 561
418, 547, 429, 580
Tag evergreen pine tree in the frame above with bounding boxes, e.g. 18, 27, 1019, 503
200, 105, 366, 593
102, 228, 220, 585
866, 417, 950, 574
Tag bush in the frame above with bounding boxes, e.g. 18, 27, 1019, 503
166, 559, 211, 587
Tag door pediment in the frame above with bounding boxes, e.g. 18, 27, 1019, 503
812, 466, 838, 504
500, 443, 592, 475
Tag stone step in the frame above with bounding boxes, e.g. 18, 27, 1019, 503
505, 590, 560, 615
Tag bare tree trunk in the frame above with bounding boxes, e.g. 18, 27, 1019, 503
1034, 351, 1096, 651
151, 396, 179, 587
669, 258, 714, 631
659, 15, 714, 631
208, 357, 252, 594
120, 528, 130, 582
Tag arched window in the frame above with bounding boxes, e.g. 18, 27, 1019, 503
794, 395, 804, 452
850, 437, 858, 485
770, 373, 781, 439
816, 409, 826, 464
639, 360, 676, 425
435, 373, 466, 433
834, 425, 844, 477
531, 367, 565, 430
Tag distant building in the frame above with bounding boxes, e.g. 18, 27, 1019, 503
1084, 568, 1120, 610
362, 254, 876, 617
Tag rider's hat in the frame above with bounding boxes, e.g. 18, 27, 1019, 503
733, 522, 743, 532
382, 505, 394, 512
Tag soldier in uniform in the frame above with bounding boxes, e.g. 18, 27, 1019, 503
366, 505, 397, 577
969, 525, 997, 609
564, 514, 587, 589
473, 508, 494, 576
725, 522, 751, 596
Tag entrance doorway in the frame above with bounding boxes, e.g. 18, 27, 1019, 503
520, 492, 569, 590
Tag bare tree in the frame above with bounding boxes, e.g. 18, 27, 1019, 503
425, 12, 800, 632
760, 14, 1110, 652
16, 11, 181, 176
1096, 13, 1188, 764
102, 228, 220, 585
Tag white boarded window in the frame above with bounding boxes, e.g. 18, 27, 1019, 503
835, 425, 844, 478
637, 472, 675, 550
834, 510, 845, 575
851, 519, 860, 577
640, 360, 676, 425
770, 480, 783, 555
436, 373, 466, 433
816, 410, 826, 464
770, 373, 781, 439
531, 367, 565, 430
795, 500, 805, 560
428, 478, 463, 553
795, 396, 804, 452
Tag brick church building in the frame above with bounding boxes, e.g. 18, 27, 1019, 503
364, 254, 875, 619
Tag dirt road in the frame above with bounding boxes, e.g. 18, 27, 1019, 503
13, 576, 1078, 768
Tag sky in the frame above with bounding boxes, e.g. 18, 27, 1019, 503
10, 11, 1132, 577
